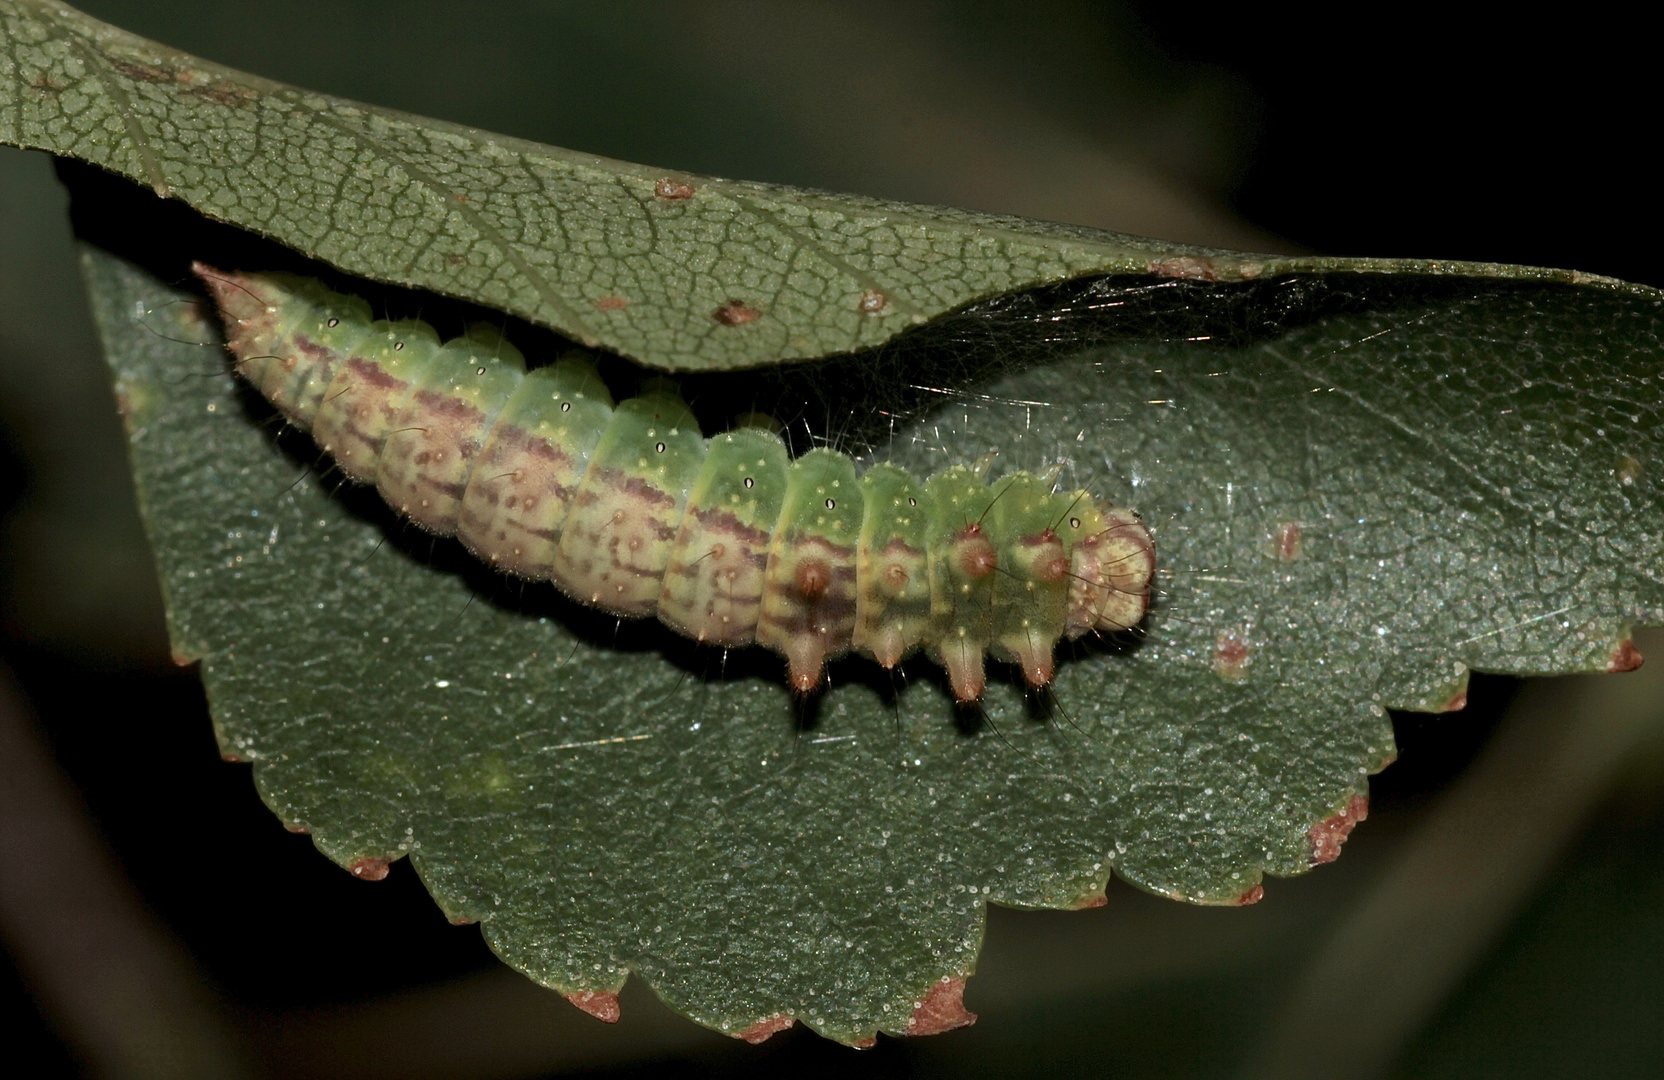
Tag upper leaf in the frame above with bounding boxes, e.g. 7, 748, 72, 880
1, 0, 1649, 371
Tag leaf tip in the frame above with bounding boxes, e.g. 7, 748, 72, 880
1308, 793, 1370, 867
905, 977, 976, 1037
564, 990, 621, 1024
348, 857, 391, 881
734, 1014, 795, 1044
1608, 638, 1644, 673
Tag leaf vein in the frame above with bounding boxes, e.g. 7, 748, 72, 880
63, 32, 170, 197
286, 95, 600, 346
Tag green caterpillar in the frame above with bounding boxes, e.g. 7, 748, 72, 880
196, 263, 1155, 702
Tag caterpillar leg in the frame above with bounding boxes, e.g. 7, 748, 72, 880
940, 634, 989, 704
757, 451, 863, 693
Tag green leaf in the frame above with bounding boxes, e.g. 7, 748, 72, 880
1, 0, 1647, 373
26, 0, 1664, 1047
82, 234, 1664, 1042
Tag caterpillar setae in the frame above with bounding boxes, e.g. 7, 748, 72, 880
195, 263, 1156, 703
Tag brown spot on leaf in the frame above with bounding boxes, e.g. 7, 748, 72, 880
1442, 690, 1468, 712
1308, 793, 1369, 866
715, 299, 761, 326
595, 296, 628, 311
906, 977, 976, 1036
221, 753, 243, 764
1236, 884, 1265, 906
654, 178, 696, 200
110, 58, 173, 83
565, 990, 621, 1023
1608, 639, 1644, 673
451, 191, 468, 205
443, 254, 469, 267
285, 823, 309, 834
448, 915, 475, 926
349, 857, 391, 881
858, 288, 888, 314
30, 75, 65, 97
1213, 629, 1252, 680
170, 648, 196, 667
852, 1036, 878, 1049
1272, 522, 1302, 562
1071, 891, 1108, 909
1148, 256, 1219, 281
188, 81, 257, 107
735, 1014, 795, 1043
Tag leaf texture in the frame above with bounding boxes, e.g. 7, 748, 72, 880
84, 236, 1664, 1041
2, 0, 1647, 372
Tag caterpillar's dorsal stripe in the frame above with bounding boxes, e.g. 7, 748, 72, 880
196, 263, 1156, 703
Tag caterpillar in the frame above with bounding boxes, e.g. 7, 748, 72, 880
194, 263, 1155, 703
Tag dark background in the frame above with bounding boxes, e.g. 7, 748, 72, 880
2, 3, 1659, 1077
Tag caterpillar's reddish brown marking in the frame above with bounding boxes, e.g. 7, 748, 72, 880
196, 264, 1155, 703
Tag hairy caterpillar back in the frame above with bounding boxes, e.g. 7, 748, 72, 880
196, 264, 1155, 702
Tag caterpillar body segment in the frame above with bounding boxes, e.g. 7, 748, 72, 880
658, 424, 790, 647
552, 389, 707, 615
460, 357, 616, 578
197, 264, 1156, 703
851, 463, 932, 671
759, 449, 865, 693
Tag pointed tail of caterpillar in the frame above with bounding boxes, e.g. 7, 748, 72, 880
195, 263, 1155, 703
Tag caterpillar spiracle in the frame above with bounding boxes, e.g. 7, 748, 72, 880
195, 264, 1156, 703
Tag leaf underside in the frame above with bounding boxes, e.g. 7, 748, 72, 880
84, 231, 1664, 1040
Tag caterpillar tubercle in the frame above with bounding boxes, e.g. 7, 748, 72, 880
194, 263, 1155, 702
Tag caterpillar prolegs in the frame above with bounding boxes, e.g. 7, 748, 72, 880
195, 264, 1156, 703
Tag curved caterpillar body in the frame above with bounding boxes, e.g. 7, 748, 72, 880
196, 264, 1155, 703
